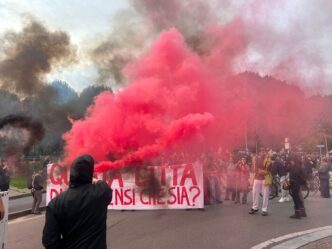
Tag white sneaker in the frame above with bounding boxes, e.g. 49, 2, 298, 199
278, 197, 285, 203
284, 197, 290, 202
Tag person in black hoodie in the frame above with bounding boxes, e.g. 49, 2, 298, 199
286, 154, 307, 219
42, 155, 113, 249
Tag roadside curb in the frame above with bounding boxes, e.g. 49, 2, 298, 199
9, 206, 46, 220
9, 193, 32, 200
251, 226, 332, 249
300, 235, 332, 249
9, 190, 46, 200
271, 227, 332, 249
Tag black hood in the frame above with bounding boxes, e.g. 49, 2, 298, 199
69, 155, 94, 188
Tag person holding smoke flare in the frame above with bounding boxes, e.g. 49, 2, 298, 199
43, 155, 113, 249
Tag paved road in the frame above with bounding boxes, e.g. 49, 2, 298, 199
7, 195, 332, 249
8, 193, 46, 213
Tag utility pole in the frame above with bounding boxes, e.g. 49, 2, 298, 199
245, 124, 248, 152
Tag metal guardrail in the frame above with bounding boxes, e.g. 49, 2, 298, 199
0, 192, 8, 249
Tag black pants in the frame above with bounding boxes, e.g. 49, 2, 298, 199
290, 183, 304, 210
320, 179, 330, 198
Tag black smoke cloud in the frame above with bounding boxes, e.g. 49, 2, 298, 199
90, 1, 217, 86
22, 84, 111, 154
0, 19, 76, 96
130, 0, 215, 37
0, 81, 110, 159
90, 9, 148, 85
0, 114, 44, 159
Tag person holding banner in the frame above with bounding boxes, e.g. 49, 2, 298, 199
42, 154, 113, 249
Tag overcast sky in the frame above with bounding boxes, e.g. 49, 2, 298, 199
1, 0, 332, 94
0, 0, 128, 92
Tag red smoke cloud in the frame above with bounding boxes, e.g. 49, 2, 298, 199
234, 73, 312, 149
63, 14, 326, 171
63, 26, 250, 171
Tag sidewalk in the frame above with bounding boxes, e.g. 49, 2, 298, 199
8, 186, 32, 200
255, 226, 332, 249
7, 186, 47, 220
299, 236, 332, 249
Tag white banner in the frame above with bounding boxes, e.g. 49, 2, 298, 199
47, 162, 204, 210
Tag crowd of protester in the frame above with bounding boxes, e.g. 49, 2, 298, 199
198, 147, 331, 218
148, 147, 331, 218
148, 148, 331, 209
21, 149, 332, 248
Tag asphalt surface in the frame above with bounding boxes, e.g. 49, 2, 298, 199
9, 193, 46, 214
7, 195, 332, 249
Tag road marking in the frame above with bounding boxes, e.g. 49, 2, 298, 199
250, 226, 332, 249
9, 214, 44, 225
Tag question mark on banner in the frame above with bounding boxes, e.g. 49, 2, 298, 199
189, 186, 200, 206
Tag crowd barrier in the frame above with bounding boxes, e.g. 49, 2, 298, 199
0, 191, 8, 249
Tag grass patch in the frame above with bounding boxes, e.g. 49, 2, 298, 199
10, 176, 28, 189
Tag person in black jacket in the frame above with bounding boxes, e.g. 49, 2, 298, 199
286, 154, 307, 219
42, 155, 113, 249
271, 154, 290, 202
0, 160, 10, 191
31, 169, 44, 214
